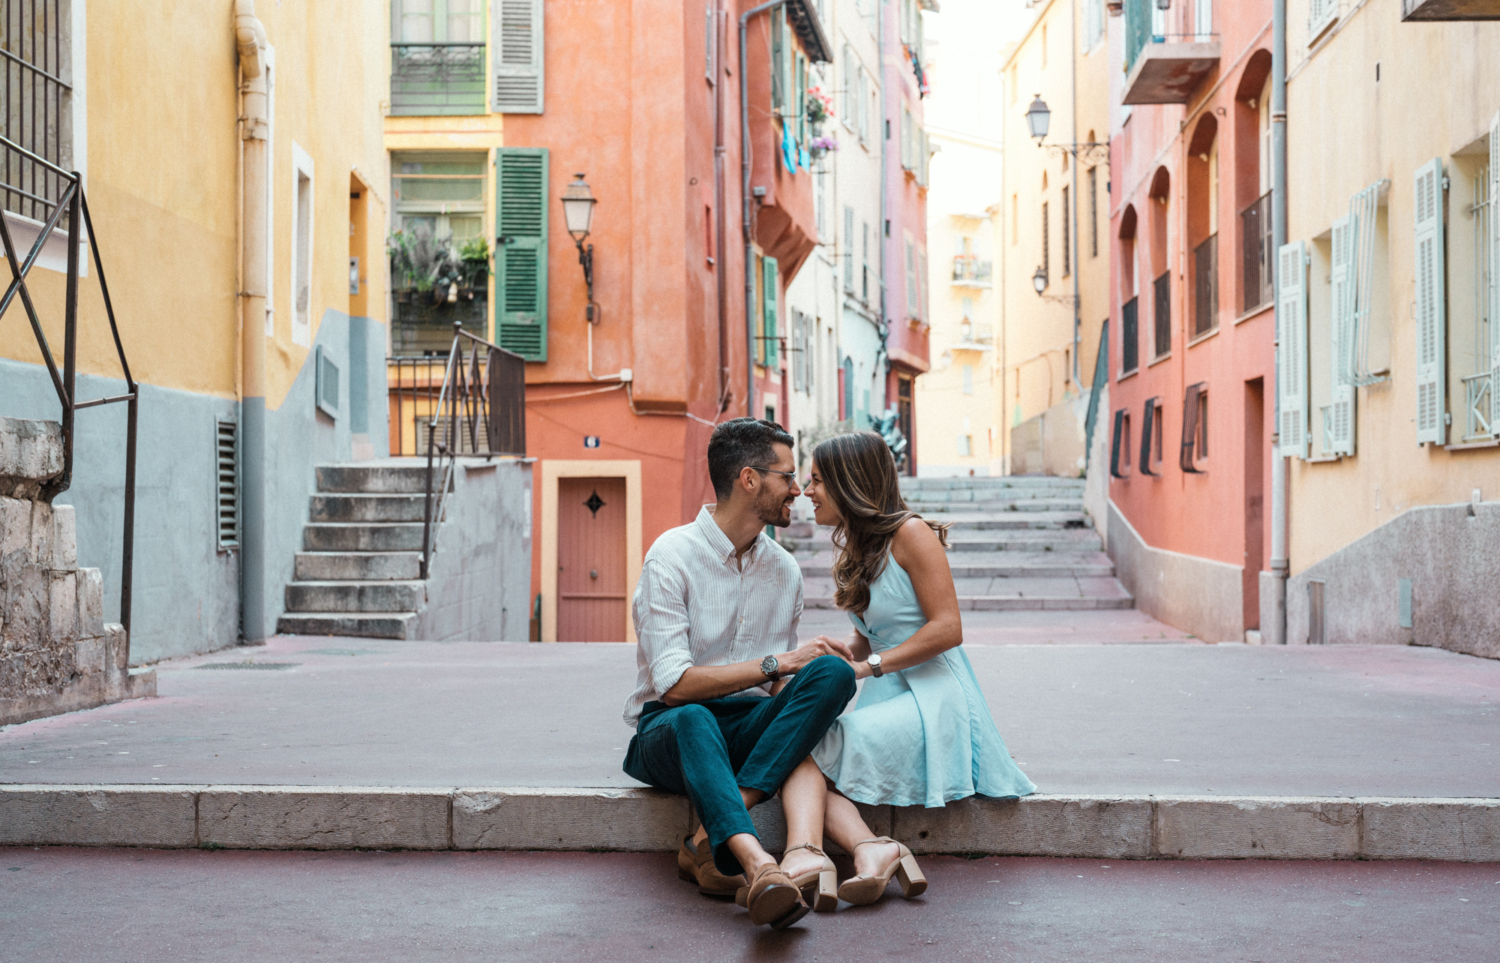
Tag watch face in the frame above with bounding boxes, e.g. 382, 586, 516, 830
761, 655, 779, 673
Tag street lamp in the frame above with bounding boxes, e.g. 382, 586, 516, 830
1026, 95, 1051, 145
1032, 265, 1048, 295
560, 173, 597, 308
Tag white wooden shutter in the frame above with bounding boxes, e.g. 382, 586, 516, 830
1413, 159, 1446, 445
1278, 240, 1309, 459
493, 0, 544, 113
1329, 216, 1356, 455
1490, 111, 1500, 434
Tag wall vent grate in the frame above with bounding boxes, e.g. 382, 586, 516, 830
216, 417, 239, 550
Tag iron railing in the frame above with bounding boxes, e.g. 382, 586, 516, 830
950, 255, 993, 286
390, 43, 486, 116
0, 137, 137, 652
1193, 233, 1217, 337
1462, 373, 1492, 442
1122, 296, 1139, 374
2, 0, 72, 225
1241, 191, 1274, 314
412, 325, 526, 579
1153, 271, 1171, 358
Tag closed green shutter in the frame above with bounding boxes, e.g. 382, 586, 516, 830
495, 147, 549, 361
763, 256, 779, 367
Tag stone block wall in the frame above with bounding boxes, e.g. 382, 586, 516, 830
0, 417, 154, 726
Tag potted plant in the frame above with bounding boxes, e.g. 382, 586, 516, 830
809, 135, 839, 161
457, 237, 491, 298
806, 86, 834, 132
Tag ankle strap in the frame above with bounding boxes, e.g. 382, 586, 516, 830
851, 836, 895, 849
783, 842, 827, 857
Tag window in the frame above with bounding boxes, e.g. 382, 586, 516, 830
843, 45, 855, 130
771, 8, 786, 111
862, 221, 871, 301
1444, 123, 1500, 444
918, 245, 928, 321
392, 0, 490, 115
1309, 0, 1338, 40
1195, 0, 1213, 40
962, 364, 974, 395
1, 0, 75, 230
291, 143, 315, 348
905, 235, 917, 316
1061, 187, 1071, 278
843, 205, 855, 291
1154, 271, 1171, 358
1089, 168, 1099, 258
815, 170, 826, 238
1110, 409, 1132, 477
1181, 383, 1207, 472
1041, 201, 1050, 288
957, 435, 972, 457
390, 150, 490, 354
1084, 0, 1105, 51
705, 4, 716, 84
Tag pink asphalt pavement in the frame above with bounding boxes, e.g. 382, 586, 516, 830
1, 622, 1498, 796
3, 848, 1497, 962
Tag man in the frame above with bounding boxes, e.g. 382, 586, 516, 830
622, 418, 856, 930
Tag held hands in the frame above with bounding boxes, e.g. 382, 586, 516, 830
777, 634, 856, 675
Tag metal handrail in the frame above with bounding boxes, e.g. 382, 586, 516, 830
0, 168, 139, 653
418, 324, 526, 579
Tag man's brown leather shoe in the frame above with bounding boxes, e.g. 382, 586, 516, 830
677, 834, 746, 898
742, 863, 810, 929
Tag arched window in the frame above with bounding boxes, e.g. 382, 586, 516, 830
1187, 115, 1219, 337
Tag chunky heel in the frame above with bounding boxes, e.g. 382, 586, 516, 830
895, 853, 927, 898
807, 865, 839, 912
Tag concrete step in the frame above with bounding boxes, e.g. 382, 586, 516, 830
284, 580, 426, 614
945, 532, 1103, 552
294, 552, 423, 581
273, 613, 417, 640
900, 475, 1085, 491
906, 498, 1086, 514
780, 513, 1092, 548
303, 523, 426, 552
309, 493, 427, 524
803, 573, 1131, 610
795, 551, 1115, 579
316, 463, 446, 495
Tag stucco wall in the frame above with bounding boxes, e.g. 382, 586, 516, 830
1286, 501, 1500, 659
1108, 498, 1243, 642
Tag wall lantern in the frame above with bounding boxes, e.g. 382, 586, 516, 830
560, 173, 597, 307
1026, 95, 1051, 145
1032, 265, 1048, 295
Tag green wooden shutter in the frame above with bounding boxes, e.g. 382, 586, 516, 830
796, 54, 807, 145
763, 256, 779, 367
495, 147, 548, 361
771, 10, 785, 111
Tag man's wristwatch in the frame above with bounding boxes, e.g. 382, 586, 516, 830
867, 653, 884, 678
760, 654, 781, 682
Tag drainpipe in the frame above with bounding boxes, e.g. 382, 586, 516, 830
714, 0, 730, 410
1069, 0, 1081, 392
740, 0, 788, 419
1267, 0, 1289, 644
236, 0, 269, 643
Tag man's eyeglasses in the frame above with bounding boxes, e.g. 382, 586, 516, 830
751, 466, 799, 485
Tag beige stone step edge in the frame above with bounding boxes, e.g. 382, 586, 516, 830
1, 786, 1495, 861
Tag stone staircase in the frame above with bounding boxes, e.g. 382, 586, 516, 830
783, 475, 1132, 611
275, 464, 442, 640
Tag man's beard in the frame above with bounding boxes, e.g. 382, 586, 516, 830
754, 487, 792, 528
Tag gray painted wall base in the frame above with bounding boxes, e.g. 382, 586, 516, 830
1082, 385, 1110, 549
1107, 500, 1244, 642
1286, 501, 1500, 658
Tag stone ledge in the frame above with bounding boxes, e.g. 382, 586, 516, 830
0, 787, 1495, 860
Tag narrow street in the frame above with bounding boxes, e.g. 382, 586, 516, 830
3, 849, 1496, 962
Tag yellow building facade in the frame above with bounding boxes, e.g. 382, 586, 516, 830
0, 1, 391, 659
1281, 0, 1500, 656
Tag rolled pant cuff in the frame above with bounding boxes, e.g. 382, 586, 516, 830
707, 811, 760, 878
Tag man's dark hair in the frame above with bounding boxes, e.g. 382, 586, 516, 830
707, 417, 795, 499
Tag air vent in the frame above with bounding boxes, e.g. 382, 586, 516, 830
216, 417, 239, 550
316, 345, 341, 418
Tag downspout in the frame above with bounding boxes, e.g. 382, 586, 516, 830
876, 0, 889, 413
236, 0, 269, 643
715, 0, 729, 410
740, 0, 788, 419
1268, 0, 1289, 644
1069, 0, 1081, 390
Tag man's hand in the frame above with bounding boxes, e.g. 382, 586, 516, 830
778, 634, 856, 675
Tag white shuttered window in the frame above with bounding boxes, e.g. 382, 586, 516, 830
494, 0, 544, 113
1278, 240, 1309, 458
1490, 112, 1500, 434
1328, 217, 1356, 455
1413, 159, 1446, 445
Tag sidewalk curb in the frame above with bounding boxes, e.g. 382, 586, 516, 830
1, 786, 1496, 860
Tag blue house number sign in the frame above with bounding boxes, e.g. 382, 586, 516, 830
584, 436, 601, 449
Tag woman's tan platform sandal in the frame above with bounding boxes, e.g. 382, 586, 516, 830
734, 843, 838, 913
837, 837, 927, 906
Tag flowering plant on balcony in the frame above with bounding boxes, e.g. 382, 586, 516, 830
809, 136, 839, 160
806, 86, 834, 126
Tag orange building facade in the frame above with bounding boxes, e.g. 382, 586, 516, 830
1104, 0, 1276, 642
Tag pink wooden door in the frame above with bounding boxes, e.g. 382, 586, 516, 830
556, 477, 628, 642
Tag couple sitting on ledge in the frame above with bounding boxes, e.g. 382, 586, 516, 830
622, 418, 1035, 930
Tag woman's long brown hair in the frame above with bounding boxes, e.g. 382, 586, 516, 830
812, 432, 949, 614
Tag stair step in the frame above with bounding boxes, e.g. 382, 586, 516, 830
797, 557, 1116, 578
906, 499, 1086, 513
276, 612, 417, 640
945, 534, 1102, 552
310, 493, 427, 523
294, 552, 423, 581
316, 464, 446, 495
805, 595, 1134, 611
284, 580, 425, 613
900, 476, 1084, 491
303, 523, 426, 552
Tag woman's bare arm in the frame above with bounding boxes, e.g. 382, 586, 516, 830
854, 517, 962, 676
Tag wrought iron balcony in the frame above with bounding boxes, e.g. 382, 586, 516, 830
1193, 233, 1217, 337
1462, 373, 1492, 443
390, 43, 486, 116
951, 255, 993, 287
1241, 192, 1274, 315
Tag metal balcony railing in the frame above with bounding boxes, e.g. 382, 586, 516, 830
1193, 233, 1217, 337
951, 255, 992, 286
1122, 296, 1139, 374
390, 43, 486, 116
1241, 191, 1274, 314
1153, 271, 1171, 358
1463, 373, 1492, 442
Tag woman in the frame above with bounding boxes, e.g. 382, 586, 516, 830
790, 431, 1036, 906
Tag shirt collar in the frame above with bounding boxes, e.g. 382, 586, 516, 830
696, 504, 760, 564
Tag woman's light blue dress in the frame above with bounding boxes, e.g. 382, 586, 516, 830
811, 554, 1036, 808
